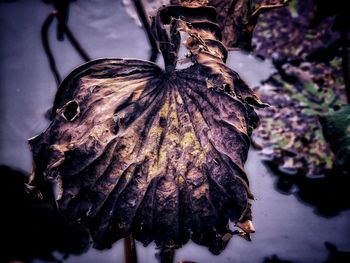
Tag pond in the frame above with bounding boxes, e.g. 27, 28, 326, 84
1, 1, 349, 262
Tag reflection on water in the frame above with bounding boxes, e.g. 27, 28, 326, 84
324, 242, 350, 263
0, 165, 89, 263
1, 1, 350, 263
263, 255, 293, 263
263, 159, 350, 217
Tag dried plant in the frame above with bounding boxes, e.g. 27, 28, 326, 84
29, 0, 289, 260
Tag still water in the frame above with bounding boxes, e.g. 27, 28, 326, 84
1, 1, 349, 262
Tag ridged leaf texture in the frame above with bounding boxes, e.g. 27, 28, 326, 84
30, 3, 265, 254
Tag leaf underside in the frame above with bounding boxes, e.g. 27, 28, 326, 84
30, 3, 265, 255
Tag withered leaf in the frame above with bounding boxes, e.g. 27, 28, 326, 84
206, 0, 291, 50
252, 0, 340, 63
123, 0, 290, 50
30, 3, 263, 255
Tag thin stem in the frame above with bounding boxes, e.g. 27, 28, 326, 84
251, 0, 291, 19
132, 0, 159, 62
41, 5, 91, 87
160, 248, 175, 263
124, 236, 138, 263
54, 0, 70, 41
64, 25, 91, 62
41, 12, 62, 86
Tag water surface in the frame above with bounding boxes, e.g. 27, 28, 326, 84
1, 1, 349, 262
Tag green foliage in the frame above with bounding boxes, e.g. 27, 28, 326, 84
253, 72, 345, 176
320, 105, 350, 170
288, 0, 298, 18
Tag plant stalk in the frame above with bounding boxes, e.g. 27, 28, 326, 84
124, 236, 138, 263
160, 248, 175, 263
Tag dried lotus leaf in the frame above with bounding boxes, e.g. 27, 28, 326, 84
30, 3, 264, 255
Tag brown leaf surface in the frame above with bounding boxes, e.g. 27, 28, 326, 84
206, 0, 290, 49
123, 0, 289, 50
30, 3, 262, 254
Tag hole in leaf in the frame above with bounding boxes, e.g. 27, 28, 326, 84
224, 83, 231, 93
62, 101, 80, 121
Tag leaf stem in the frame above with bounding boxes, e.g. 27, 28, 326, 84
124, 236, 138, 263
